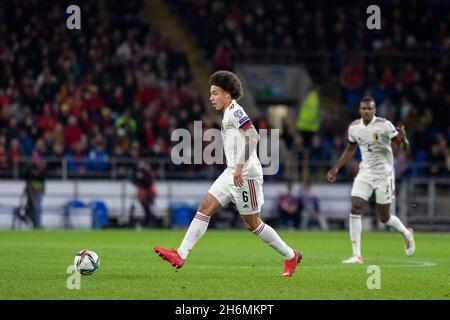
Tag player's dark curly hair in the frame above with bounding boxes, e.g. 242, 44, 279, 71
360, 96, 376, 105
209, 70, 243, 100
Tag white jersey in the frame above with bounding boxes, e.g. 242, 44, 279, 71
221, 100, 263, 182
348, 116, 398, 174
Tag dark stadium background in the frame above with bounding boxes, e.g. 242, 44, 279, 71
0, 0, 449, 230
1, 0, 450, 307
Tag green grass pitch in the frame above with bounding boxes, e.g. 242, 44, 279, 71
1, 229, 449, 299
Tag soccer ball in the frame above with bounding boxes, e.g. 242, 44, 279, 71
74, 250, 100, 275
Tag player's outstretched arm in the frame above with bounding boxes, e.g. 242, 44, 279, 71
326, 143, 357, 183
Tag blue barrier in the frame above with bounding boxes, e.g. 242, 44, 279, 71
90, 201, 109, 228
171, 202, 194, 227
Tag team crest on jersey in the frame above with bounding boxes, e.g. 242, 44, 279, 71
372, 132, 379, 140
233, 110, 243, 118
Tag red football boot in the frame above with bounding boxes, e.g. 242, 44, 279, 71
154, 246, 185, 269
282, 250, 302, 277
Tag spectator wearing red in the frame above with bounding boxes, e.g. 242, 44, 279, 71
79, 110, 93, 135
340, 55, 364, 90
9, 138, 21, 169
278, 183, 300, 229
0, 135, 7, 170
381, 64, 396, 88
401, 64, 419, 86
214, 40, 232, 70
82, 85, 104, 112
143, 120, 155, 150
36, 103, 58, 133
0, 89, 11, 109
68, 87, 85, 118
64, 115, 83, 148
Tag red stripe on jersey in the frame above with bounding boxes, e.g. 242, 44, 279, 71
239, 120, 253, 130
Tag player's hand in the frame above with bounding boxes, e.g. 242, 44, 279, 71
234, 164, 244, 188
326, 168, 338, 183
396, 124, 406, 142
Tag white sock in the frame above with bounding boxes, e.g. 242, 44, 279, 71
177, 212, 210, 259
385, 215, 411, 239
253, 222, 295, 259
349, 214, 362, 257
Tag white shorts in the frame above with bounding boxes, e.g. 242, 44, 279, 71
208, 170, 264, 215
351, 170, 395, 204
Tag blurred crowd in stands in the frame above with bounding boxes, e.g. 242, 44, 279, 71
171, 0, 450, 177
0, 0, 449, 180
0, 0, 206, 178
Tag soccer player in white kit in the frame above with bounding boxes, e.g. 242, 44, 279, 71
155, 71, 302, 277
327, 96, 415, 264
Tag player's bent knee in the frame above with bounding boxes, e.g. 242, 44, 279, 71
351, 197, 366, 213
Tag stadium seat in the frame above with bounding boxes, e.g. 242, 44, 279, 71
171, 202, 194, 228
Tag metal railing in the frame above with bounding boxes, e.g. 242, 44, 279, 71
399, 177, 450, 228
1, 176, 449, 230
0, 156, 448, 182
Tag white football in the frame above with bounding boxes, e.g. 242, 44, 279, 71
74, 250, 100, 275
